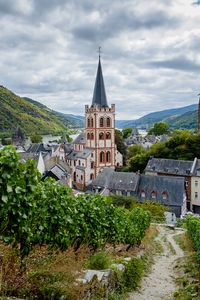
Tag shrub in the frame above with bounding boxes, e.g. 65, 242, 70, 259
123, 258, 143, 291
87, 252, 112, 270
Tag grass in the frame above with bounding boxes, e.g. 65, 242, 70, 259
0, 225, 160, 300
86, 251, 112, 270
173, 232, 200, 299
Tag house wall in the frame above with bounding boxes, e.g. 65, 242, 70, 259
191, 176, 200, 208
37, 152, 45, 174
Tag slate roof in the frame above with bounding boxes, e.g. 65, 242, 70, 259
67, 148, 93, 160
192, 158, 200, 176
92, 58, 109, 107
92, 168, 140, 192
48, 164, 69, 180
138, 175, 185, 206
145, 157, 193, 176
27, 143, 52, 154
73, 132, 85, 145
19, 152, 40, 164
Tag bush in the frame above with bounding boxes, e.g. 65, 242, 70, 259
87, 252, 112, 270
123, 258, 143, 291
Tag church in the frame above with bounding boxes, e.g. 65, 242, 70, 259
66, 55, 123, 190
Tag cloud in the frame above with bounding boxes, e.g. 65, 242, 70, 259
149, 56, 200, 72
0, 0, 199, 120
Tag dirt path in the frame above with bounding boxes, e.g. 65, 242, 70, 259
127, 225, 185, 300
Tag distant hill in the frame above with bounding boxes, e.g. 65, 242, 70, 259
0, 86, 71, 136
166, 110, 198, 129
116, 104, 198, 129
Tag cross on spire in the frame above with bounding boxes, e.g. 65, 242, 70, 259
98, 46, 101, 59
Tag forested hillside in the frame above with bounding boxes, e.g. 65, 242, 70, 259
0, 86, 70, 136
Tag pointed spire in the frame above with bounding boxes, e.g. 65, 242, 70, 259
92, 54, 109, 108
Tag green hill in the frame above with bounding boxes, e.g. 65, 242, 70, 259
166, 110, 198, 129
0, 86, 70, 136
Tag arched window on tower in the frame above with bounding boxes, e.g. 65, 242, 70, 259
106, 151, 111, 163
91, 132, 94, 140
87, 118, 90, 128
100, 117, 104, 127
100, 151, 105, 163
106, 132, 111, 139
87, 132, 90, 140
106, 117, 111, 127
99, 132, 104, 140
91, 118, 94, 127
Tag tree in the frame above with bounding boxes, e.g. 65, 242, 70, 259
115, 129, 127, 164
129, 153, 150, 173
0, 146, 40, 259
128, 144, 145, 159
122, 128, 132, 139
148, 122, 169, 136
30, 133, 43, 143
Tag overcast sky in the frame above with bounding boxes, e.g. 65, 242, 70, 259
0, 0, 200, 119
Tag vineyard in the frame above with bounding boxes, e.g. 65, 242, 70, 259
0, 146, 151, 259
186, 216, 200, 263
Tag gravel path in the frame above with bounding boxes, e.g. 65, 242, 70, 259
127, 225, 185, 300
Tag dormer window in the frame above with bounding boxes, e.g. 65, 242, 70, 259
162, 191, 168, 200
141, 190, 146, 198
151, 191, 156, 199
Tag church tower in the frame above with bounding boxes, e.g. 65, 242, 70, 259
85, 55, 116, 177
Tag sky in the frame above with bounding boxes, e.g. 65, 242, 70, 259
0, 0, 200, 120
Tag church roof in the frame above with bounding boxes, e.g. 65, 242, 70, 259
92, 57, 108, 107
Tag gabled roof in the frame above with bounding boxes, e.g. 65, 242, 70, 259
92, 168, 140, 192
92, 57, 108, 108
27, 143, 52, 154
19, 152, 40, 164
73, 132, 85, 145
66, 148, 93, 160
145, 157, 193, 176
138, 175, 185, 206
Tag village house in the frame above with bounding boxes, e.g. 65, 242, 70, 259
145, 157, 200, 212
91, 168, 186, 217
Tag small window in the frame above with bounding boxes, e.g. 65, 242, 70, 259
100, 151, 105, 163
87, 132, 90, 140
91, 118, 94, 127
91, 132, 94, 140
141, 191, 145, 198
87, 118, 90, 128
100, 117, 104, 127
78, 160, 80, 166
106, 132, 111, 139
81, 175, 83, 180
185, 181, 189, 187
106, 151, 111, 163
91, 162, 94, 169
195, 180, 198, 187
106, 117, 111, 127
195, 192, 198, 199
90, 173, 94, 180
99, 132, 104, 140
151, 191, 156, 199
74, 161, 76, 166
